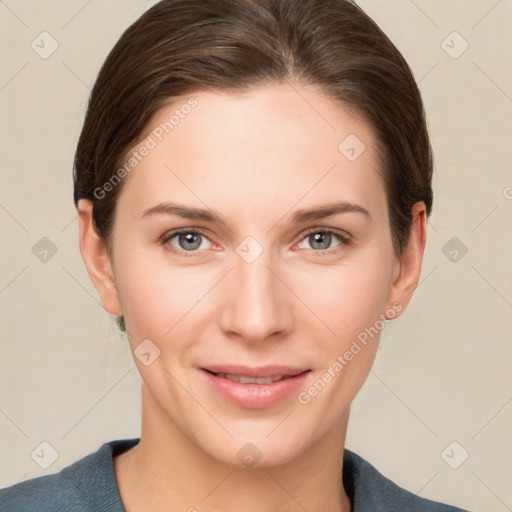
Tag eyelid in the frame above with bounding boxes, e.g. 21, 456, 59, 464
293, 227, 352, 252
160, 227, 216, 257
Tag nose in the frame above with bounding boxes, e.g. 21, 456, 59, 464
217, 246, 293, 345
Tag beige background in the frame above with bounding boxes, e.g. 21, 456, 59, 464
1, 1, 511, 511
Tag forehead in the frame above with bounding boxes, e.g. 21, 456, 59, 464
116, 83, 386, 222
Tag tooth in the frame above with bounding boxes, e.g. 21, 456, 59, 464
217, 373, 287, 384
240, 376, 273, 384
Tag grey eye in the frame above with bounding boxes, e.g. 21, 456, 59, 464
308, 232, 333, 250
176, 232, 203, 250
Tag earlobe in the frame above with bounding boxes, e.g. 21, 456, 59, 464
385, 202, 427, 319
77, 199, 123, 317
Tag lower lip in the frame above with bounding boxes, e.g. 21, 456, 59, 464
201, 369, 310, 409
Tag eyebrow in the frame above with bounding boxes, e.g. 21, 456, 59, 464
140, 201, 371, 224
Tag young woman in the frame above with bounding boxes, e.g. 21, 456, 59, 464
0, 0, 473, 510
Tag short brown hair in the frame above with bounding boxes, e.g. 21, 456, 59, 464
73, 0, 434, 333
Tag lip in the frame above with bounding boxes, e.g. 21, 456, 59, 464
200, 366, 311, 409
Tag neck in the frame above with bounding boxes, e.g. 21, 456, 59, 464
114, 385, 352, 512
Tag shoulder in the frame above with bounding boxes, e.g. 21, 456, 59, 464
343, 448, 472, 512
0, 438, 139, 512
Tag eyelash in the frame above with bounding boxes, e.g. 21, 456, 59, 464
160, 227, 352, 258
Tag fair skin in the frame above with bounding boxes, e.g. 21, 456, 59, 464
78, 82, 426, 512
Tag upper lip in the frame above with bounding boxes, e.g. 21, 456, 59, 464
202, 365, 310, 378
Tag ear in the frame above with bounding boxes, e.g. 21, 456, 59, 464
77, 199, 123, 317
384, 201, 427, 319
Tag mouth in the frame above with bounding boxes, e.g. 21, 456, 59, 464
200, 366, 311, 408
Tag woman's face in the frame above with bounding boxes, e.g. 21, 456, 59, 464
81, 82, 423, 467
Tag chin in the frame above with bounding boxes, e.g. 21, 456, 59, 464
193, 425, 316, 470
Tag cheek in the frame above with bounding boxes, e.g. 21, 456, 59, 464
114, 249, 219, 342
292, 259, 392, 341
291, 261, 392, 415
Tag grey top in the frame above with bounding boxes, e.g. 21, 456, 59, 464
0, 438, 471, 511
